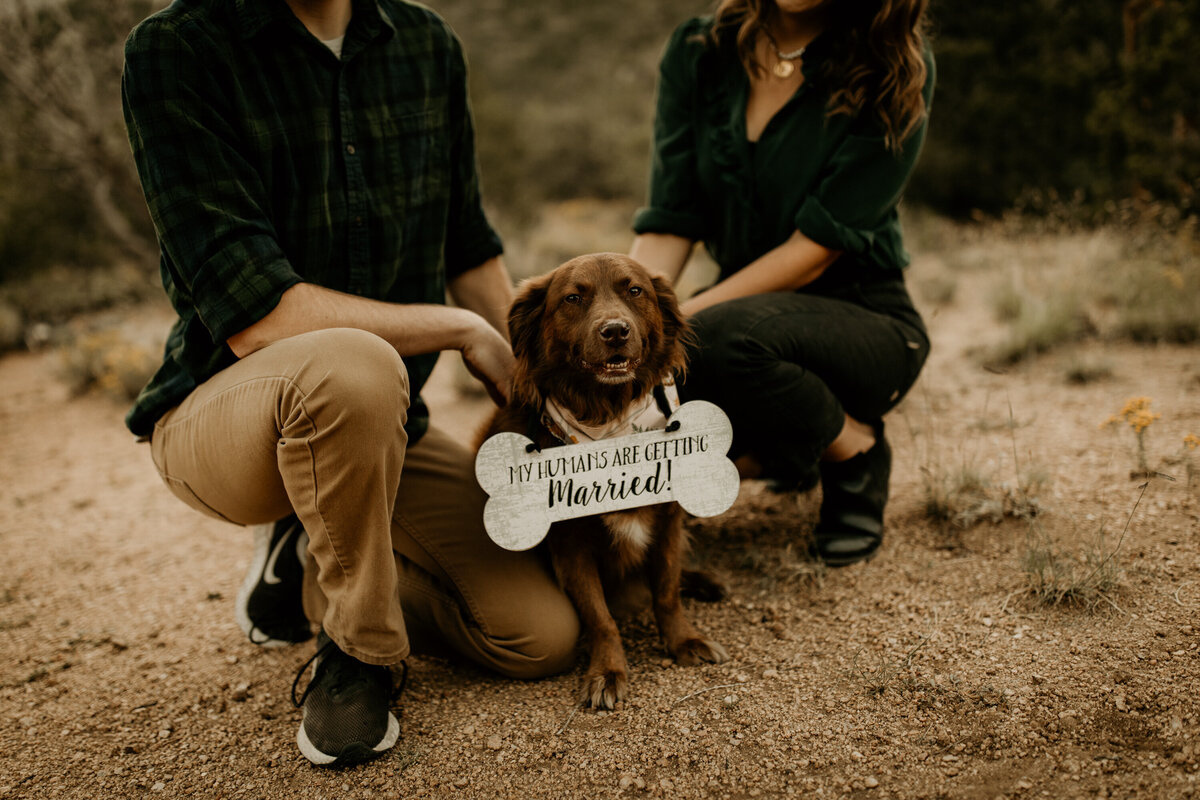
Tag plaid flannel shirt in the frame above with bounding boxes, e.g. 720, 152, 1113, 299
121, 0, 503, 440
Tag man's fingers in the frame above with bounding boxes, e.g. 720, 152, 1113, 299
463, 357, 510, 408
460, 320, 514, 408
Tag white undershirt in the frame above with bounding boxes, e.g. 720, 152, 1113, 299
321, 35, 345, 59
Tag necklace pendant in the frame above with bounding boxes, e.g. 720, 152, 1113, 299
773, 60, 795, 79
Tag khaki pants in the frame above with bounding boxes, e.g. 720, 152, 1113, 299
148, 328, 578, 676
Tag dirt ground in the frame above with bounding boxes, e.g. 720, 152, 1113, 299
1, 255, 1199, 800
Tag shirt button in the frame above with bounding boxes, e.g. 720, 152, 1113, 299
346, 144, 356, 155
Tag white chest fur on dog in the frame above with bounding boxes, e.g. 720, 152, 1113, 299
602, 508, 655, 556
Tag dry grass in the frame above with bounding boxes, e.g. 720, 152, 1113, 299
1014, 481, 1151, 613
904, 207, 1200, 367
58, 329, 158, 401
848, 632, 932, 698
907, 393, 1047, 542
0, 262, 160, 354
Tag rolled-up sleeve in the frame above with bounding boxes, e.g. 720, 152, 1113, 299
632, 20, 707, 241
794, 52, 936, 265
442, 29, 504, 280
122, 20, 301, 345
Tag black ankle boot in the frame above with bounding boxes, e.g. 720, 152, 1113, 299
813, 425, 890, 567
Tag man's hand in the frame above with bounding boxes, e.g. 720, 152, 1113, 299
459, 316, 514, 407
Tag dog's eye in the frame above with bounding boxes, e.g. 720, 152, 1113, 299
564, 293, 582, 305
628, 286, 643, 297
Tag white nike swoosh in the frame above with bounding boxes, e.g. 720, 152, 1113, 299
263, 521, 301, 585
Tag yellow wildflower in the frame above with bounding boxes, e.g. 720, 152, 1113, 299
1186, 433, 1200, 450
1104, 397, 1159, 432
1127, 409, 1160, 433
1120, 396, 1152, 417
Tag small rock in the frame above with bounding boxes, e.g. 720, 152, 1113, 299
762, 669, 779, 679
151, 783, 166, 792
486, 735, 502, 750
1115, 695, 1128, 712
25, 322, 53, 350
865, 776, 879, 788
723, 694, 738, 706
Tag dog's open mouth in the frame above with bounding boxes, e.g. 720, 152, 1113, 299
581, 355, 642, 382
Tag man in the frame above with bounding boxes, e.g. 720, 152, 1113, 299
122, 0, 578, 767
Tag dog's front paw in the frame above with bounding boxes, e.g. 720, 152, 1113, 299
581, 668, 629, 710
671, 636, 730, 666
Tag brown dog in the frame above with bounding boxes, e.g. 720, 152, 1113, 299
486, 253, 729, 709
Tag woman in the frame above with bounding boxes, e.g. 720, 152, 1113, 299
630, 0, 934, 566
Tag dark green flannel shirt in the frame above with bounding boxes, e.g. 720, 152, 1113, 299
121, 0, 503, 440
634, 17, 935, 284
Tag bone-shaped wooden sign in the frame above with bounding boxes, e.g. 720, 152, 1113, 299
475, 400, 740, 551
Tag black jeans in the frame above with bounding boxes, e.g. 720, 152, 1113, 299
680, 276, 929, 482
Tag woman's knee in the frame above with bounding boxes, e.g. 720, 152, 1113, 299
687, 306, 775, 390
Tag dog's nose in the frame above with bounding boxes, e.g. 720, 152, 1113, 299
599, 320, 630, 343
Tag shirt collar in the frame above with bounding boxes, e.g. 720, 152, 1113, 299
232, 0, 289, 39
232, 0, 395, 45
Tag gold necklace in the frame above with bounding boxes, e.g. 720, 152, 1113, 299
764, 30, 806, 78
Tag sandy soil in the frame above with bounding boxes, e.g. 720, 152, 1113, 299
1, 267, 1199, 800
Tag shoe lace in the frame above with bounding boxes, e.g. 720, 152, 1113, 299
291, 638, 408, 709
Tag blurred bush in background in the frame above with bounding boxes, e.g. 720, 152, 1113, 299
0, 0, 1195, 319
0, 0, 157, 286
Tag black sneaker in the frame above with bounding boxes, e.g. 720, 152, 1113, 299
235, 515, 313, 647
292, 630, 402, 767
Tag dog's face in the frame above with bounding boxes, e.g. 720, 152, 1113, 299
508, 253, 689, 414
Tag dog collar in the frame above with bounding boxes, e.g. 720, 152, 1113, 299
541, 375, 680, 445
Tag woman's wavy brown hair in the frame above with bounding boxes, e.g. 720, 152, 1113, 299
710, 0, 930, 151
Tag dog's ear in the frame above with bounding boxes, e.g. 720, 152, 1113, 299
507, 274, 552, 408
651, 275, 693, 377
508, 274, 550, 360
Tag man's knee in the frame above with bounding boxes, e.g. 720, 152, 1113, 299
290, 328, 410, 432
491, 594, 580, 680
303, 328, 408, 391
